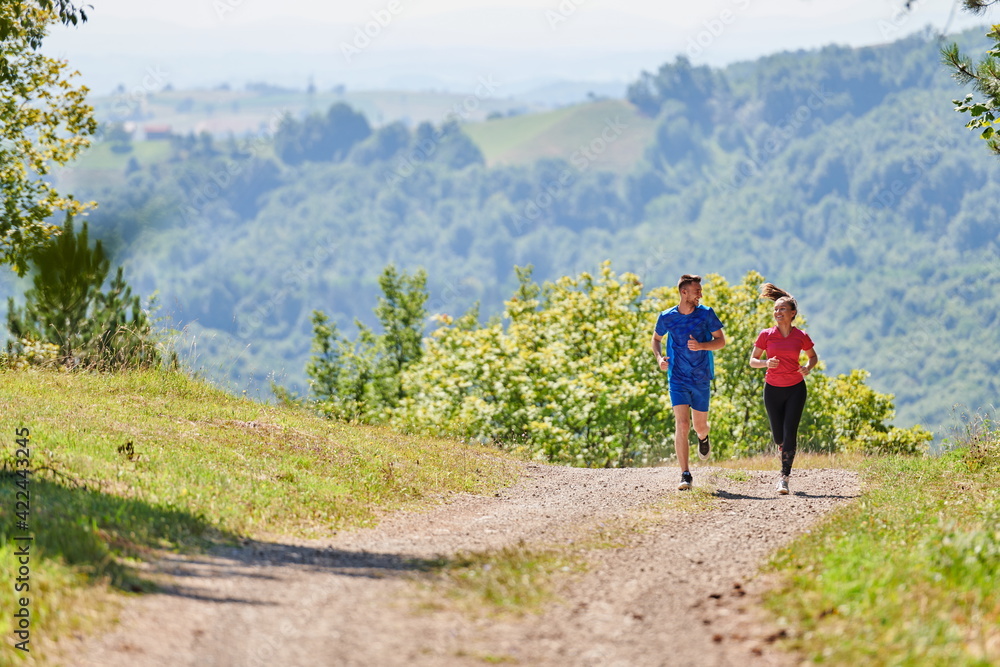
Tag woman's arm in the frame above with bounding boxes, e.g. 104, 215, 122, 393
799, 347, 818, 376
750, 345, 767, 369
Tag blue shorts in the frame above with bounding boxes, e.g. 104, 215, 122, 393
669, 381, 711, 413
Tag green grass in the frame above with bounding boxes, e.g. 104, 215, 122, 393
713, 451, 870, 472
55, 140, 174, 192
412, 508, 658, 622
462, 99, 655, 170
4, 367, 996, 664
764, 443, 1000, 665
721, 469, 752, 482
0, 367, 519, 661
72, 140, 173, 171
416, 541, 583, 617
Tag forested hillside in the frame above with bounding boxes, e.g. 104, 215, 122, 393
27, 26, 999, 438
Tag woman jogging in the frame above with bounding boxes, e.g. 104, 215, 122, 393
749, 283, 818, 495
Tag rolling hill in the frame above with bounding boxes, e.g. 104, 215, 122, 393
27, 25, 1000, 440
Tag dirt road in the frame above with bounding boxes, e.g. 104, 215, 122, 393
62, 464, 860, 666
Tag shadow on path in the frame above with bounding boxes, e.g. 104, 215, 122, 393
144, 539, 449, 604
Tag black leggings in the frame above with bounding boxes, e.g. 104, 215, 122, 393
763, 381, 807, 477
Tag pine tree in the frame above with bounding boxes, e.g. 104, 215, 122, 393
375, 265, 428, 402
306, 264, 427, 422
6, 217, 161, 369
942, 2, 1000, 153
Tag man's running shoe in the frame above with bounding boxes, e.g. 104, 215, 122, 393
698, 434, 711, 460
777, 475, 789, 495
678, 470, 693, 490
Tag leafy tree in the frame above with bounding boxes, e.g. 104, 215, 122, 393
0, 0, 97, 273
626, 56, 723, 124
432, 120, 485, 169
803, 369, 932, 455
274, 103, 371, 165
349, 121, 411, 165
306, 310, 383, 422
394, 264, 931, 466
395, 262, 676, 466
375, 265, 428, 400
6, 217, 162, 369
705, 273, 932, 457
307, 265, 427, 422
0, 1, 88, 49
67, 27, 1000, 436
942, 4, 1000, 153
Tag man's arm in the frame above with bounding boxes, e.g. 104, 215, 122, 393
651, 332, 668, 370
688, 329, 726, 352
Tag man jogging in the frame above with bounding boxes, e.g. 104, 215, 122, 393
651, 274, 726, 490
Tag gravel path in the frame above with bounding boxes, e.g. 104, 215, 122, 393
60, 463, 860, 666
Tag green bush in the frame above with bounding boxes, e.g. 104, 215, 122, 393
392, 263, 929, 466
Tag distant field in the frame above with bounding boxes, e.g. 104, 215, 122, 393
75, 140, 172, 170
53, 140, 173, 191
462, 99, 655, 170
71, 91, 652, 178
90, 87, 550, 138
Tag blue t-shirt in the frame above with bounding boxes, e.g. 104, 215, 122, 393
654, 304, 724, 386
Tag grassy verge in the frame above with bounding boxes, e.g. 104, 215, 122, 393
416, 541, 583, 618
764, 436, 999, 664
411, 491, 696, 621
0, 368, 519, 661
714, 450, 870, 473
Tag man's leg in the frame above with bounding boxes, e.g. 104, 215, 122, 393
690, 382, 712, 459
672, 404, 691, 473
692, 409, 710, 443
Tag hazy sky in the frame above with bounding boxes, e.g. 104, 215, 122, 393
44, 0, 988, 94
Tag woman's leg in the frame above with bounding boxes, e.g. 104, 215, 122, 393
779, 382, 808, 477
763, 383, 786, 450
